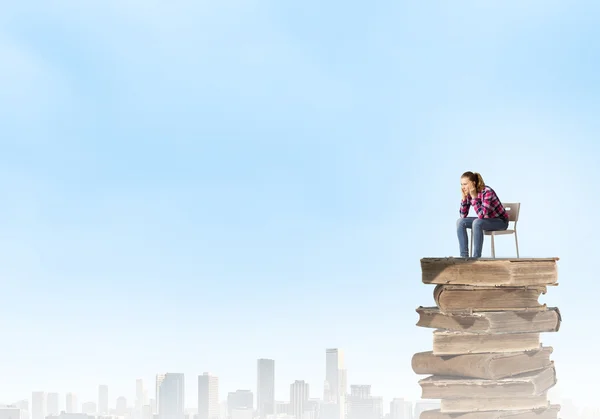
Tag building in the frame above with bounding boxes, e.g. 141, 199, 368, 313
319, 402, 338, 419
197, 373, 219, 419
65, 394, 78, 414
229, 410, 251, 419
47, 393, 60, 416
257, 359, 275, 419
31, 392, 45, 419
389, 399, 412, 419
346, 386, 382, 419
149, 399, 156, 415
12, 402, 28, 419
116, 397, 128, 416
303, 399, 319, 419
289, 381, 309, 419
98, 386, 109, 415
136, 379, 146, 414
227, 390, 252, 417
324, 349, 345, 419
0, 406, 24, 419
274, 402, 289, 416
47, 413, 93, 419
157, 373, 185, 419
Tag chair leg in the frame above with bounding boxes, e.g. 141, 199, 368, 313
514, 231, 519, 258
490, 233, 495, 258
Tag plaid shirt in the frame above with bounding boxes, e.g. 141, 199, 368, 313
460, 185, 508, 220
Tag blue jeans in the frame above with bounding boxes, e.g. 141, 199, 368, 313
457, 217, 509, 258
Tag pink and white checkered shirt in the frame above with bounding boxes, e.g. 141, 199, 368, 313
460, 185, 508, 220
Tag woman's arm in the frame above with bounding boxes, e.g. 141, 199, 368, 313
471, 189, 492, 218
459, 197, 470, 218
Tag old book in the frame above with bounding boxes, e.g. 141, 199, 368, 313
421, 257, 558, 287
420, 404, 560, 418
415, 307, 561, 333
433, 330, 540, 355
440, 395, 549, 413
434, 285, 546, 312
419, 364, 556, 399
412, 347, 553, 379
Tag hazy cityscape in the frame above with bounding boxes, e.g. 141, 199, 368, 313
2, 347, 599, 419
2, 348, 443, 419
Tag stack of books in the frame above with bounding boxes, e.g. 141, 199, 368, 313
412, 257, 562, 419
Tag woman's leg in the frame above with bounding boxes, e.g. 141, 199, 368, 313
472, 218, 509, 258
457, 217, 475, 257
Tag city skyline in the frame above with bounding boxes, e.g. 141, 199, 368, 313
3, 349, 411, 410
1, 351, 571, 414
2, 347, 597, 418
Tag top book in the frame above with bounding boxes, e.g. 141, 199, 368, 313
421, 257, 559, 286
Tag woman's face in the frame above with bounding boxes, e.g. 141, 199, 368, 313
461, 177, 473, 193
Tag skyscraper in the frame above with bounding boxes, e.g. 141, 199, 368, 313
156, 373, 185, 419
47, 393, 59, 416
339, 369, 347, 399
31, 392, 45, 419
98, 385, 109, 414
289, 381, 309, 419
136, 379, 145, 418
324, 349, 345, 419
325, 349, 344, 402
197, 373, 219, 419
156, 374, 165, 413
256, 359, 274, 419
65, 393, 77, 413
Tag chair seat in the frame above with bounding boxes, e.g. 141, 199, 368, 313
484, 229, 515, 236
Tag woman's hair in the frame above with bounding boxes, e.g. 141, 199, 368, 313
461, 171, 486, 192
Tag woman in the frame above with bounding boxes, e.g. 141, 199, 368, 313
457, 171, 509, 258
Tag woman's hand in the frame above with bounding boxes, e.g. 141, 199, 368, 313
468, 181, 478, 199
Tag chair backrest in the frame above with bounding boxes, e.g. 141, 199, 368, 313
503, 202, 520, 222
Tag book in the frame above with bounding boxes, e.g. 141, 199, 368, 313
433, 285, 547, 312
440, 395, 549, 413
415, 307, 561, 334
418, 364, 556, 399
415, 255, 562, 417
419, 404, 560, 418
432, 330, 540, 355
412, 347, 553, 380
421, 258, 558, 287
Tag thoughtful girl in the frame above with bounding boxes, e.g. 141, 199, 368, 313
457, 171, 509, 258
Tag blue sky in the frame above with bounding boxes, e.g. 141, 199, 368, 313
1, 0, 600, 410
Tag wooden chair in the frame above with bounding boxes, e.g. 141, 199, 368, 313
470, 202, 520, 258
